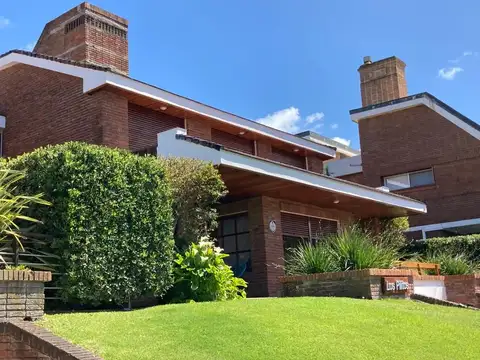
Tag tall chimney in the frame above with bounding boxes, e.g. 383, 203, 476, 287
33, 2, 129, 75
358, 56, 407, 107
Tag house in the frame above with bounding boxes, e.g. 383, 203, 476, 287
0, 3, 426, 297
328, 56, 480, 240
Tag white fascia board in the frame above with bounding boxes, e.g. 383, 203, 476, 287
101, 72, 336, 158
303, 135, 359, 157
327, 155, 363, 177
0, 116, 5, 128
350, 96, 480, 141
407, 217, 480, 233
158, 128, 427, 215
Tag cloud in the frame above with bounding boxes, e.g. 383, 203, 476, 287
330, 123, 339, 130
305, 112, 324, 124
332, 137, 351, 146
438, 67, 463, 80
24, 42, 35, 51
0, 16, 10, 29
256, 108, 325, 133
256, 107, 301, 133
448, 50, 478, 64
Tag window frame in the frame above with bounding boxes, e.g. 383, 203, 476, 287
383, 168, 435, 191
217, 213, 251, 273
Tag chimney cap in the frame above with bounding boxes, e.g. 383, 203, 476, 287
363, 56, 372, 65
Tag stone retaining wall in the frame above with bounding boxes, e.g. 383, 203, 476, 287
0, 271, 51, 320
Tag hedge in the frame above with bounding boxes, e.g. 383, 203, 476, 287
8, 142, 175, 305
425, 234, 480, 261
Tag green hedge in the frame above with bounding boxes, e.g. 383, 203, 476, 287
8, 142, 175, 305
425, 234, 480, 261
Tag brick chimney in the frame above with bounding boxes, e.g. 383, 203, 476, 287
33, 2, 129, 75
358, 56, 407, 107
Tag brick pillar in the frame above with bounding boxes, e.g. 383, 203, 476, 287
248, 196, 284, 297
94, 90, 129, 149
306, 156, 324, 174
256, 140, 272, 158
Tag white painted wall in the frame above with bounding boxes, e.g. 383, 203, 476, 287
413, 279, 446, 300
327, 155, 363, 177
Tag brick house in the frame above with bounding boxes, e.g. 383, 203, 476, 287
0, 3, 426, 297
329, 56, 480, 240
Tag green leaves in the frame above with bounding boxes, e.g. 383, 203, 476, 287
169, 237, 247, 302
8, 142, 175, 306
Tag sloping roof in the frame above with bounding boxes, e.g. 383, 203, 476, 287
350, 92, 480, 134
296, 130, 359, 155
0, 49, 114, 73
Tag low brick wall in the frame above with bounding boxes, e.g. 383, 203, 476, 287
0, 320, 101, 359
444, 274, 480, 308
0, 271, 51, 320
280, 269, 414, 299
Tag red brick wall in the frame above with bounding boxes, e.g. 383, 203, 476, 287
306, 155, 323, 174
0, 64, 130, 156
129, 104, 184, 152
445, 274, 480, 307
358, 105, 480, 227
0, 333, 51, 359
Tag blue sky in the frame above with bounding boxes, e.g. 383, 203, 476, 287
1, 1, 480, 149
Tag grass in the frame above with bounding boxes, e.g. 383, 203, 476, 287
40, 297, 480, 360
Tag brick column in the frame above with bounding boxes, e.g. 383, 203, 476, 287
94, 90, 129, 149
248, 196, 284, 297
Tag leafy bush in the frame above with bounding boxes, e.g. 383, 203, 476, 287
331, 226, 401, 270
422, 252, 478, 275
8, 142, 175, 305
284, 242, 339, 275
361, 217, 409, 249
170, 238, 247, 302
159, 157, 227, 250
0, 169, 50, 265
426, 235, 480, 262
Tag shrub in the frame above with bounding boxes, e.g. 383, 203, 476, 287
426, 235, 480, 262
169, 238, 247, 302
361, 217, 409, 249
284, 242, 339, 275
8, 142, 175, 305
330, 226, 401, 270
159, 157, 227, 250
422, 252, 478, 275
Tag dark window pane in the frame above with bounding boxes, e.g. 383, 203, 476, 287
224, 253, 237, 269
236, 215, 249, 233
238, 251, 251, 272
237, 233, 250, 251
410, 170, 434, 187
222, 235, 236, 253
283, 236, 304, 251
222, 218, 236, 235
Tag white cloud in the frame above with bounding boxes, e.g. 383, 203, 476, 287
332, 137, 351, 146
438, 67, 463, 80
448, 50, 478, 64
24, 42, 35, 51
305, 112, 324, 124
256, 107, 325, 133
330, 123, 339, 130
0, 16, 10, 29
256, 107, 301, 133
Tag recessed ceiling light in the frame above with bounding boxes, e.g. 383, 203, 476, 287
333, 199, 340, 204
293, 148, 300, 152
160, 106, 168, 111
239, 131, 246, 135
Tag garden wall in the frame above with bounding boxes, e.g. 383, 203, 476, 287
444, 274, 480, 308
280, 269, 414, 299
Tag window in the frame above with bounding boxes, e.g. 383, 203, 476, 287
217, 214, 251, 273
384, 169, 434, 190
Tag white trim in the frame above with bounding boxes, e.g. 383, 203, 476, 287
350, 96, 480, 141
303, 135, 359, 157
0, 116, 5, 129
407, 217, 480, 234
0, 52, 336, 158
157, 128, 427, 215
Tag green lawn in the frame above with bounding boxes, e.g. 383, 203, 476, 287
40, 297, 480, 360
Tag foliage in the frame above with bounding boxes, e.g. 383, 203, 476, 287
0, 169, 50, 265
361, 217, 409, 248
170, 238, 247, 302
284, 241, 339, 275
41, 298, 480, 360
422, 251, 479, 275
425, 234, 480, 262
4, 264, 30, 271
330, 226, 402, 270
159, 157, 227, 250
8, 142, 175, 305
